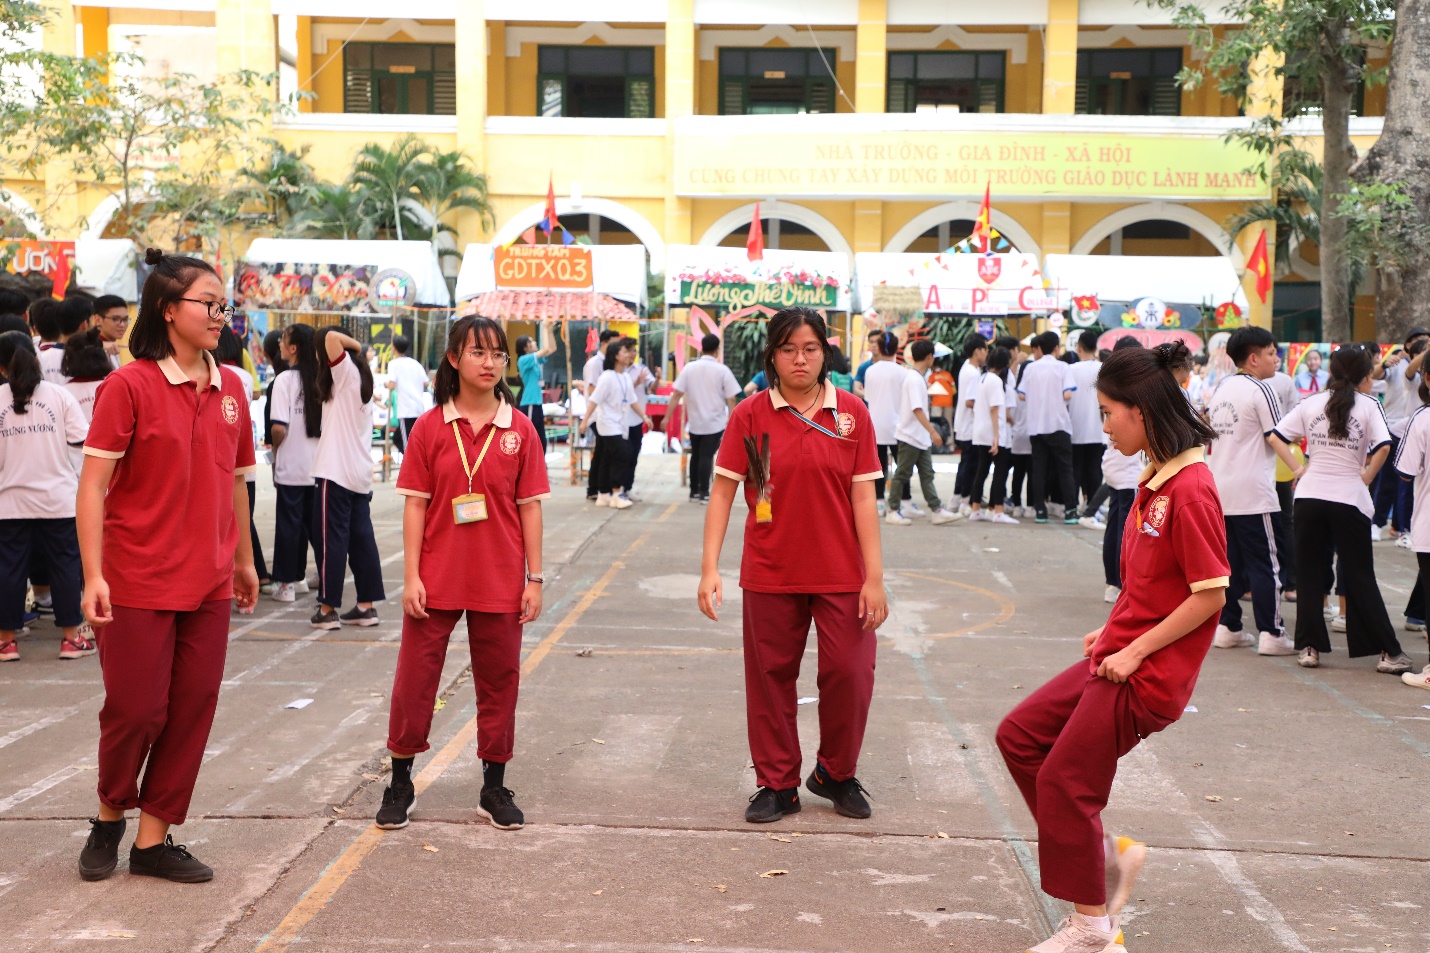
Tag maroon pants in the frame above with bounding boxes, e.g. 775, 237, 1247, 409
96, 601, 231, 825
742, 590, 875, 791
995, 661, 1173, 905
387, 608, 522, 762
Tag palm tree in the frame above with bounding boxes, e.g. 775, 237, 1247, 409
236, 142, 318, 230
287, 181, 373, 241
348, 135, 428, 242
410, 148, 494, 272
1226, 147, 1324, 280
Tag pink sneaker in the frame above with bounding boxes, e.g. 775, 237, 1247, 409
59, 634, 97, 660
0, 640, 18, 662
1027, 914, 1124, 952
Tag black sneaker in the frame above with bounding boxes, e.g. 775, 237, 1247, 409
128, 835, 213, 883
340, 606, 379, 627
805, 769, 872, 819
744, 786, 800, 823
78, 817, 126, 881
477, 785, 525, 830
310, 607, 340, 630
375, 781, 416, 830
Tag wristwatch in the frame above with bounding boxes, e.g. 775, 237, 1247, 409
526, 573, 545, 584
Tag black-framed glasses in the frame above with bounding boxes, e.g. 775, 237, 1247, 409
176, 298, 235, 322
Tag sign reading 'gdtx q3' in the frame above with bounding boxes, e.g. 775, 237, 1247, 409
494, 245, 594, 291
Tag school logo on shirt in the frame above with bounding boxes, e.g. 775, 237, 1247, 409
500, 430, 522, 455
220, 395, 239, 425
836, 412, 856, 437
1147, 495, 1171, 530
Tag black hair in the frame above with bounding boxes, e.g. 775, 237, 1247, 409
1407, 338, 1428, 359
1193, 353, 1208, 367
514, 334, 534, 357
314, 326, 375, 405
0, 330, 40, 413
263, 328, 284, 368
0, 288, 29, 317
1226, 326, 1276, 366
433, 316, 517, 407
58, 296, 92, 336
93, 294, 127, 314
1077, 329, 1100, 354
962, 333, 988, 359
214, 324, 245, 365
762, 306, 831, 390
29, 297, 60, 341
60, 328, 113, 380
830, 349, 852, 375
994, 334, 1020, 352
0, 315, 28, 336
596, 329, 620, 351
986, 345, 1012, 381
1114, 335, 1143, 351
603, 337, 636, 372
701, 333, 720, 354
910, 339, 936, 362
1098, 348, 1113, 362
284, 323, 323, 439
877, 330, 900, 357
1326, 345, 1373, 441
1035, 330, 1061, 356
1097, 341, 1217, 464
130, 247, 221, 361
1060, 352, 1078, 365
866, 328, 883, 340
392, 334, 410, 356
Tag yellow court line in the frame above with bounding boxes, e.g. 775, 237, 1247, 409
886, 571, 1017, 642
253, 503, 677, 952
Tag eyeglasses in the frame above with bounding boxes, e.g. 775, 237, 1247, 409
176, 298, 235, 322
464, 347, 509, 366
776, 345, 825, 361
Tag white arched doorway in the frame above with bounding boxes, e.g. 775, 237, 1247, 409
1071, 202, 1244, 271
884, 201, 1041, 259
492, 197, 666, 274
0, 191, 47, 238
697, 200, 852, 259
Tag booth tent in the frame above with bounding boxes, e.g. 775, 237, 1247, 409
854, 252, 1061, 316
237, 239, 452, 310
2, 239, 141, 300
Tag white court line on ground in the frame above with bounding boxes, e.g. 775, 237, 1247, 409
225, 700, 381, 812
0, 762, 93, 813
0, 703, 93, 751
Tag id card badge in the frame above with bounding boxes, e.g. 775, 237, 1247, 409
452, 493, 488, 524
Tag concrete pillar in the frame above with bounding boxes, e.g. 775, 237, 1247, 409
854, 0, 886, 113
79, 6, 108, 60
215, 0, 275, 78
455, 1, 489, 240
1042, 203, 1072, 255
42, 1, 79, 234
1042, 0, 1078, 115
1237, 47, 1284, 330
295, 15, 313, 112
854, 200, 882, 254
664, 0, 695, 247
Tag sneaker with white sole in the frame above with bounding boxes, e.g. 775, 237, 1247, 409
1396, 533, 1413, 550
907, 502, 927, 519
1104, 585, 1120, 604
1213, 625, 1255, 649
1104, 834, 1145, 916
1402, 665, 1430, 690
59, 634, 97, 659
340, 606, 380, 627
609, 494, 633, 510
1323, 603, 1338, 620
968, 509, 989, 522
1331, 615, 1347, 632
1377, 652, 1414, 674
1258, 631, 1297, 656
1371, 523, 1384, 542
1298, 646, 1320, 668
297, 579, 311, 594
876, 501, 887, 517
1028, 913, 1124, 953
272, 582, 297, 603
310, 607, 340, 630
991, 512, 1020, 525
1405, 618, 1426, 632
930, 508, 962, 525
595, 493, 612, 507
1078, 516, 1106, 531
1048, 503, 1066, 520
0, 640, 17, 662
885, 509, 912, 526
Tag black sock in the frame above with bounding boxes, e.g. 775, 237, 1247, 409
482, 760, 505, 789
814, 762, 832, 784
391, 756, 413, 786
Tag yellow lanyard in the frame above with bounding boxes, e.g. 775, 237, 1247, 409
453, 420, 498, 496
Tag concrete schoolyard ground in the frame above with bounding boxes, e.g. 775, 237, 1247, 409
2, 449, 1428, 952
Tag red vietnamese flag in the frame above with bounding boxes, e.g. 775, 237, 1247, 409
1247, 230, 1271, 303
746, 202, 764, 262
540, 175, 557, 236
51, 247, 71, 297
972, 184, 992, 254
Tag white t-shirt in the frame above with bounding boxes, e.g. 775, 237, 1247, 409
223, 365, 259, 484
1186, 373, 1205, 410
953, 361, 983, 442
622, 363, 654, 428
1068, 358, 1103, 444
311, 353, 374, 493
582, 354, 605, 390
1380, 365, 1420, 438
1395, 406, 1430, 552
863, 358, 906, 446
1017, 356, 1074, 437
971, 371, 1006, 448
1206, 373, 1282, 515
63, 378, 104, 422
1274, 390, 1391, 518
37, 343, 67, 385
269, 369, 319, 487
1102, 441, 1145, 490
1009, 370, 1030, 455
671, 356, 740, 435
590, 368, 636, 438
387, 355, 429, 419
1268, 371, 1301, 416
0, 380, 88, 519
895, 366, 933, 450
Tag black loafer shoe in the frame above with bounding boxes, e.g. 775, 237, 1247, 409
477, 785, 525, 830
79, 817, 126, 881
805, 769, 872, 819
744, 786, 801, 823
375, 781, 416, 830
128, 835, 213, 883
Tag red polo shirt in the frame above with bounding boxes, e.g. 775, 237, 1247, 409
714, 381, 882, 594
84, 354, 257, 611
1091, 447, 1229, 721
395, 399, 550, 613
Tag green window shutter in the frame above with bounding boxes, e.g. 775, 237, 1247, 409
627, 78, 653, 118
977, 82, 1002, 113
344, 67, 373, 113
886, 79, 910, 113
433, 73, 456, 115
807, 81, 833, 113
1152, 78, 1181, 116
721, 80, 745, 115
1074, 79, 1089, 114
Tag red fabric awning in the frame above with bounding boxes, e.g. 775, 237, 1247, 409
459, 291, 638, 322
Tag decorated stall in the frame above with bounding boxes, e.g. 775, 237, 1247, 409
2, 238, 141, 300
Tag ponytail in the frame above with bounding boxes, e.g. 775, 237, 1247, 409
1326, 345, 1373, 441
285, 324, 323, 439
0, 330, 41, 413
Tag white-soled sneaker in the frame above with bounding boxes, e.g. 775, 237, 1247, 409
991, 511, 1020, 525
272, 582, 297, 603
1258, 631, 1297, 656
1104, 834, 1145, 916
1213, 625, 1255, 649
1371, 523, 1383, 542
968, 509, 989, 522
1028, 913, 1124, 953
296, 579, 310, 594
1104, 585, 1120, 604
1405, 618, 1427, 632
1331, 615, 1347, 633
1078, 516, 1106, 531
907, 502, 927, 519
1402, 665, 1430, 690
1298, 646, 1319, 668
1396, 533, 1413, 550
877, 501, 887, 517
609, 494, 634, 510
885, 510, 912, 526
1323, 603, 1338, 620
930, 508, 962, 525
595, 493, 612, 507
1377, 652, 1414, 675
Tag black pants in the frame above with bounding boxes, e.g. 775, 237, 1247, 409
315, 479, 385, 610
1371, 436, 1410, 529
1083, 483, 1112, 520
876, 444, 911, 502
587, 433, 602, 500
1009, 452, 1031, 507
1275, 479, 1297, 590
1071, 443, 1103, 509
1292, 498, 1401, 657
625, 423, 644, 490
1029, 431, 1076, 517
689, 430, 722, 499
0, 518, 82, 630
952, 439, 976, 499
518, 403, 547, 455
1407, 552, 1430, 627
273, 483, 320, 585
1103, 489, 1136, 589
594, 434, 628, 495
969, 444, 1013, 507
1221, 512, 1284, 636
246, 479, 269, 582
393, 417, 419, 453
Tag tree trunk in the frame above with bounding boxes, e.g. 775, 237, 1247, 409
1318, 23, 1359, 343
1352, 0, 1430, 344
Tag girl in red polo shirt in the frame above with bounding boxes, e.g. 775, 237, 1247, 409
997, 342, 1226, 953
698, 307, 887, 825
377, 316, 549, 832
76, 248, 258, 885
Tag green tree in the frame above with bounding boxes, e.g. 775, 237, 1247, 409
236, 142, 319, 232
1225, 146, 1325, 279
287, 181, 374, 241
348, 134, 429, 242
